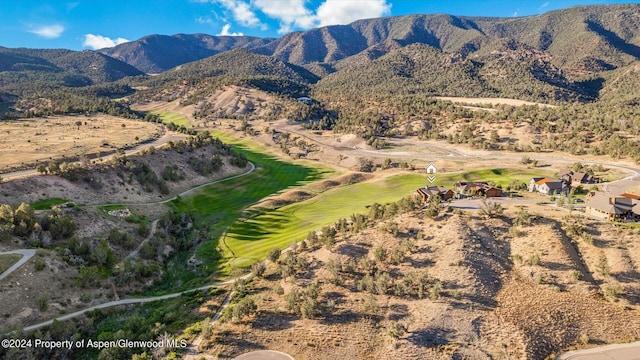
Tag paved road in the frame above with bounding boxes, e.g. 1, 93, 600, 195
92, 161, 255, 207
22, 273, 252, 333
0, 249, 36, 281
234, 350, 295, 360
556, 341, 640, 360
17, 161, 257, 334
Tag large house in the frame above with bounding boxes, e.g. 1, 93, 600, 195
558, 170, 594, 187
416, 186, 454, 203
585, 191, 640, 221
454, 181, 502, 198
528, 177, 568, 195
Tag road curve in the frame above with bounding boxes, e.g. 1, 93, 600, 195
556, 341, 640, 360
6, 162, 258, 334
0, 129, 186, 182
92, 161, 255, 207
234, 350, 295, 360
22, 273, 252, 333
0, 249, 36, 282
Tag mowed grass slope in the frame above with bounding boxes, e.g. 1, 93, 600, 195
158, 111, 190, 127
169, 135, 332, 276
432, 168, 554, 187
224, 173, 425, 267
30, 197, 70, 210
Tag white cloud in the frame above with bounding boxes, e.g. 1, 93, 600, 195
316, 0, 391, 27
214, 0, 265, 28
540, 1, 550, 9
66, 2, 80, 11
196, 16, 215, 25
218, 23, 244, 36
253, 0, 317, 34
82, 34, 130, 49
201, 0, 391, 34
28, 24, 65, 39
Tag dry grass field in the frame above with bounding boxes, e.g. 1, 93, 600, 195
0, 115, 161, 171
434, 96, 556, 108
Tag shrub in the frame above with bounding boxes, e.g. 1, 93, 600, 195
528, 253, 541, 266
267, 247, 281, 263
34, 258, 46, 271
373, 246, 387, 262
251, 262, 266, 277
37, 294, 49, 311
478, 199, 504, 218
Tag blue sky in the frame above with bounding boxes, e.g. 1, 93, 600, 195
0, 0, 637, 50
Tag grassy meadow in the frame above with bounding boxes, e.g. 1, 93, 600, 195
0, 254, 22, 274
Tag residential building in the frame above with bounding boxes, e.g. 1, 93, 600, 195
454, 181, 502, 198
528, 177, 567, 195
558, 170, 594, 187
585, 191, 640, 221
416, 186, 454, 203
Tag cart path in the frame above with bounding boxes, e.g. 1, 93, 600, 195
91, 161, 255, 207
21, 273, 252, 333
0, 249, 36, 281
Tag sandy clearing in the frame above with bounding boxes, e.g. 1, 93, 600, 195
434, 96, 556, 108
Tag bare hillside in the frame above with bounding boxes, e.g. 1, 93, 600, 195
200, 205, 640, 359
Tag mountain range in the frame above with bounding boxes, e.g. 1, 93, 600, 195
2, 4, 640, 108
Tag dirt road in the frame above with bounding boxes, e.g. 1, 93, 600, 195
0, 131, 187, 181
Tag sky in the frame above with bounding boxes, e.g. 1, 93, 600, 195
0, 0, 637, 50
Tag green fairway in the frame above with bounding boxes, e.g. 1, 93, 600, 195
167, 133, 332, 279
158, 111, 190, 127
224, 173, 425, 267
30, 197, 70, 210
431, 168, 553, 187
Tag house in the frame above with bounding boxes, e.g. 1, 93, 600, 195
454, 181, 502, 198
528, 177, 567, 195
558, 170, 594, 187
620, 193, 640, 201
416, 186, 454, 203
585, 191, 640, 221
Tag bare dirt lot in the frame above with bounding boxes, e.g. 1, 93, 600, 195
0, 115, 162, 171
